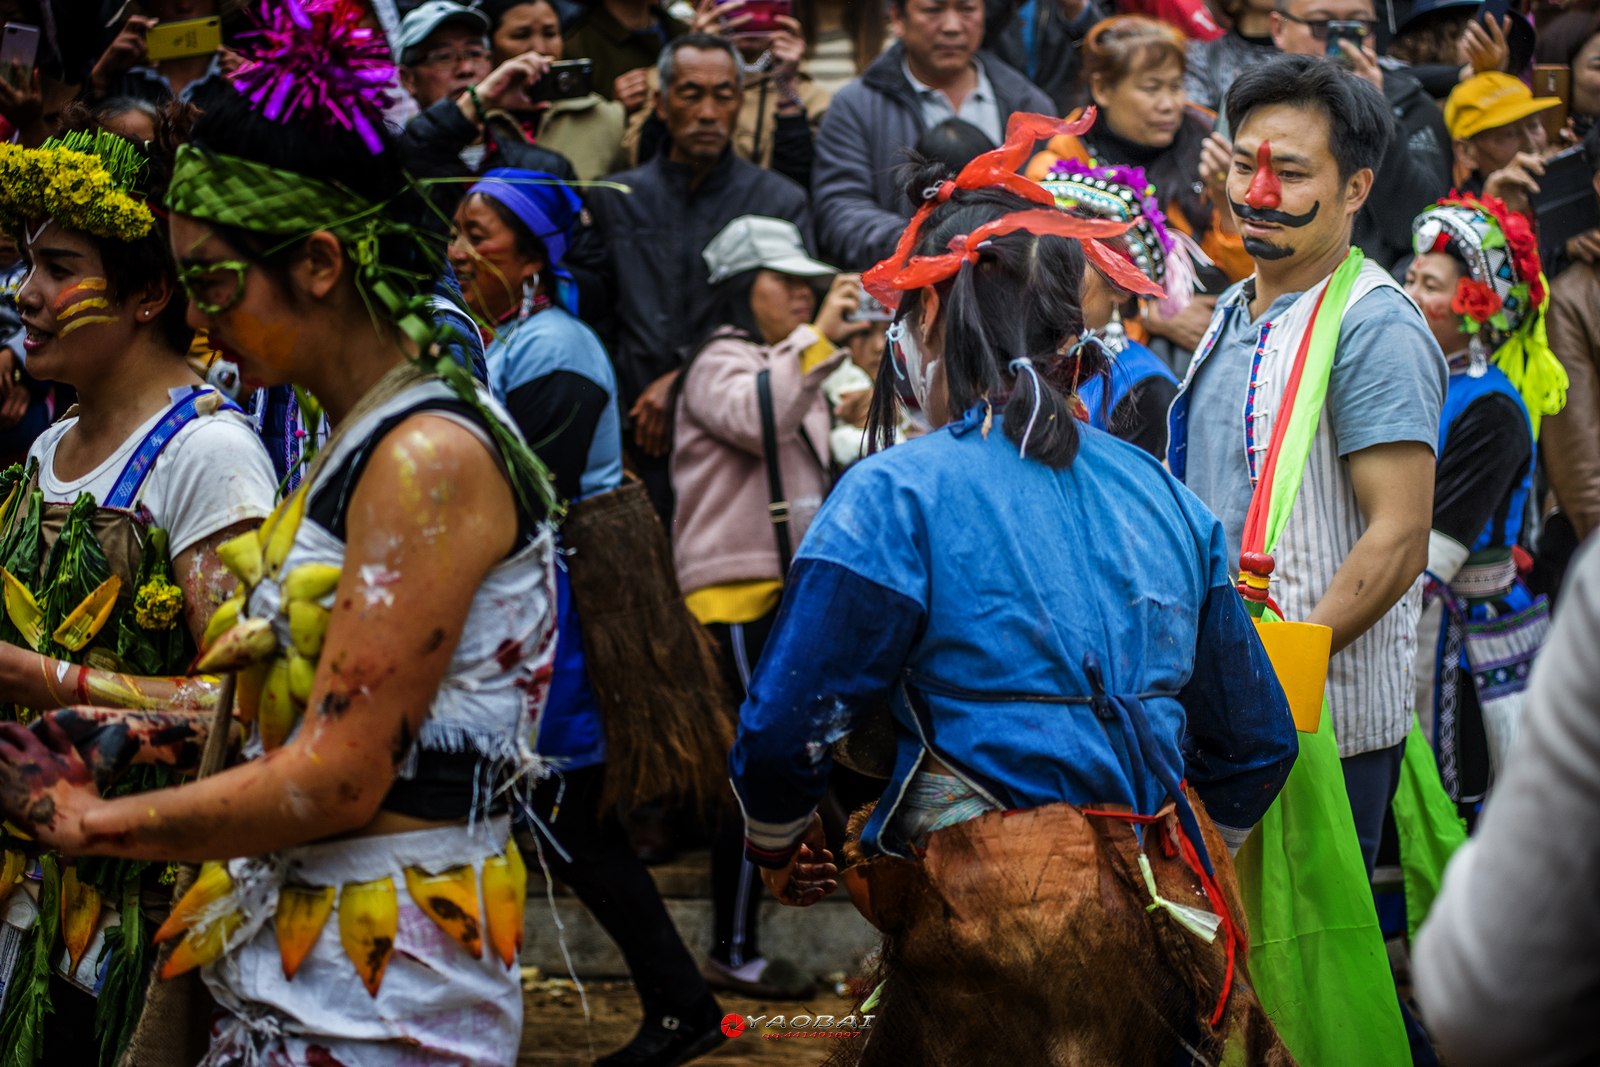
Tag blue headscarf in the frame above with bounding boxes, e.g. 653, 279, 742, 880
466, 168, 584, 313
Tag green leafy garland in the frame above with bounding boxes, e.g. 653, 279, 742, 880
0, 469, 197, 1065
0, 854, 59, 1067
92, 889, 144, 1067
37, 494, 112, 663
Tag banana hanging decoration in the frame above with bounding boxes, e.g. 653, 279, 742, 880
482, 839, 528, 968
403, 865, 482, 958
2, 567, 43, 651
276, 884, 337, 980
59, 866, 102, 975
155, 861, 245, 979
339, 877, 400, 997
196, 484, 334, 751
51, 575, 121, 652
0, 850, 26, 889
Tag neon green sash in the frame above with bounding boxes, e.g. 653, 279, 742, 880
1391, 717, 1469, 939
1234, 250, 1409, 1067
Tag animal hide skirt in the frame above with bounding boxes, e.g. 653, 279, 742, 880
831, 797, 1298, 1067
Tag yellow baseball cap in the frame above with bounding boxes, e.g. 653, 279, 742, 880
1445, 72, 1560, 140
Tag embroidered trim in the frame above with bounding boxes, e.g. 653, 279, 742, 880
1243, 321, 1275, 486
1448, 555, 1517, 601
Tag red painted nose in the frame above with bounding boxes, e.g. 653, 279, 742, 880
1245, 141, 1282, 210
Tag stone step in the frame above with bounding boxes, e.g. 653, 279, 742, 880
521, 849, 879, 980
528, 848, 716, 899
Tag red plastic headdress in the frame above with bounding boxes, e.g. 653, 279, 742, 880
862, 109, 1167, 307
891, 209, 1142, 290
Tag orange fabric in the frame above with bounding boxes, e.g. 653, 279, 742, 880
1170, 205, 1253, 284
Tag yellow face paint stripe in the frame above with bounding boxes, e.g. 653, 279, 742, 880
58, 276, 107, 296
58, 316, 117, 337
59, 297, 112, 320
52, 277, 109, 311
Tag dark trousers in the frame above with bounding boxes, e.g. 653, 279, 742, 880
1339, 740, 1407, 878
705, 608, 781, 968
624, 433, 674, 528
527, 764, 713, 1021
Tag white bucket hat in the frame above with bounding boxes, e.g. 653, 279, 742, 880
703, 215, 837, 284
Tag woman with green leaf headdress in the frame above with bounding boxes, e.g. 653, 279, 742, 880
0, 102, 279, 1067
1, 2, 562, 1064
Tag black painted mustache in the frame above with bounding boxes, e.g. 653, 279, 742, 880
1229, 199, 1321, 228
1243, 237, 1297, 261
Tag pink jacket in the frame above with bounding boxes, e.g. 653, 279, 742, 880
672, 324, 843, 594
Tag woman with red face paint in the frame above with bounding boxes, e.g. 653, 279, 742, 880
1406, 196, 1564, 831
0, 104, 277, 1065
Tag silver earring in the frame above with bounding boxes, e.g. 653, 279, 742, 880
1468, 334, 1489, 377
1100, 305, 1128, 354
518, 276, 537, 320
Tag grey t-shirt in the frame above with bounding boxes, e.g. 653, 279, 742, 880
1183, 278, 1448, 571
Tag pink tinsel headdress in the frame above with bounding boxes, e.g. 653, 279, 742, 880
230, 0, 396, 155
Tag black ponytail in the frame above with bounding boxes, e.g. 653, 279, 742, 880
865, 156, 1107, 471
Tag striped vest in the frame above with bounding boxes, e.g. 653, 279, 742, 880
1171, 260, 1424, 758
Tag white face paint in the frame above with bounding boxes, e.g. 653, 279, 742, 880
888, 318, 940, 413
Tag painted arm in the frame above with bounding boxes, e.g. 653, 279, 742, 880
0, 415, 517, 860
0, 521, 256, 712
1305, 440, 1434, 655
29, 707, 234, 791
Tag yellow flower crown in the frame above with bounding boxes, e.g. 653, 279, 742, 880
0, 130, 155, 243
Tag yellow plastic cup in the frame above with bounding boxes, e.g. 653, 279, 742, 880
1252, 619, 1333, 733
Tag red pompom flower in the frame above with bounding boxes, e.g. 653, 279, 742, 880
1452, 277, 1503, 323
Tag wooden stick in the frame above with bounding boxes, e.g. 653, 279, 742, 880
194, 671, 236, 781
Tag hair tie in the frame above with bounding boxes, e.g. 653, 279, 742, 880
1060, 333, 1100, 363
922, 180, 956, 204
1009, 357, 1044, 460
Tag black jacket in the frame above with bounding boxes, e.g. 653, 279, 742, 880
812, 42, 1053, 270
402, 97, 578, 216
566, 148, 813, 410
1351, 62, 1452, 270
983, 0, 1107, 115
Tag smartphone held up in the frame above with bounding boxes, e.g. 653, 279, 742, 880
0, 22, 39, 86
1324, 20, 1367, 67
143, 15, 222, 62
716, 0, 793, 36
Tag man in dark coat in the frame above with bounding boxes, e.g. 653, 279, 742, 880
566, 33, 813, 521
811, 0, 1054, 271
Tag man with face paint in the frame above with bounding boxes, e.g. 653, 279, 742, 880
1167, 54, 1447, 1066
1196, 0, 1451, 269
